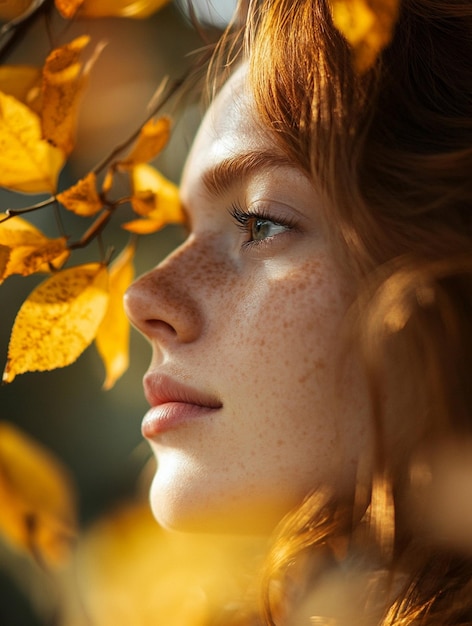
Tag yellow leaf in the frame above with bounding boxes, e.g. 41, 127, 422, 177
56, 0, 171, 19
0, 421, 76, 567
0, 91, 65, 193
95, 243, 135, 389
0, 214, 70, 282
329, 0, 400, 72
0, 0, 34, 20
123, 163, 183, 234
41, 36, 104, 156
54, 0, 82, 18
0, 244, 10, 277
57, 172, 103, 216
0, 65, 42, 112
77, 498, 266, 626
3, 263, 109, 382
119, 116, 171, 169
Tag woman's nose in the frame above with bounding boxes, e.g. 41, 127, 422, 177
124, 244, 204, 346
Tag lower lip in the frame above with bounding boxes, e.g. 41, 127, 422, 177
142, 402, 220, 438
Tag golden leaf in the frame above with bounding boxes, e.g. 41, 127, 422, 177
0, 91, 65, 193
0, 0, 34, 20
41, 36, 104, 156
54, 0, 82, 18
119, 116, 171, 169
0, 244, 10, 277
0, 421, 76, 567
95, 242, 135, 389
3, 263, 109, 383
57, 172, 103, 216
0, 214, 69, 282
77, 498, 266, 626
123, 163, 183, 234
0, 65, 42, 112
56, 0, 171, 19
329, 0, 400, 72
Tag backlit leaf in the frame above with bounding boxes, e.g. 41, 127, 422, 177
0, 421, 76, 567
56, 0, 171, 19
77, 498, 265, 626
329, 0, 400, 72
0, 214, 69, 282
118, 116, 171, 169
3, 263, 109, 382
123, 163, 183, 234
95, 242, 135, 389
41, 36, 104, 156
0, 91, 65, 193
57, 172, 103, 216
0, 65, 42, 112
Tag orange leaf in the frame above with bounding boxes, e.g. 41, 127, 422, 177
121, 217, 166, 234
329, 0, 400, 72
54, 0, 82, 18
123, 163, 183, 234
0, 421, 76, 567
56, 0, 171, 19
3, 263, 109, 382
0, 0, 34, 20
41, 36, 105, 156
0, 244, 10, 277
0, 214, 69, 282
57, 172, 103, 216
0, 91, 65, 193
119, 116, 171, 169
77, 498, 266, 625
95, 243, 135, 389
0, 65, 42, 112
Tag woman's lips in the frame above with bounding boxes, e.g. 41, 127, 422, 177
142, 373, 222, 437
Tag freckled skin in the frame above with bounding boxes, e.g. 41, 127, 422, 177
124, 68, 372, 534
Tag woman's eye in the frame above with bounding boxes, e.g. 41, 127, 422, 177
250, 218, 287, 241
229, 203, 292, 245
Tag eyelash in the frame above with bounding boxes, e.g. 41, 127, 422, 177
229, 203, 295, 247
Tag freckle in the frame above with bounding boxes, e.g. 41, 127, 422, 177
276, 439, 283, 447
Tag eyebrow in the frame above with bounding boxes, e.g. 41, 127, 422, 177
201, 149, 297, 198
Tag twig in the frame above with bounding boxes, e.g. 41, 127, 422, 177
0, 0, 53, 61
0, 197, 57, 222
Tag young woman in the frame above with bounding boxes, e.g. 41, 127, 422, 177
124, 0, 472, 623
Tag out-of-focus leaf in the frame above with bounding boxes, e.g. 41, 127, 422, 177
118, 116, 171, 169
329, 0, 400, 72
0, 66, 42, 112
0, 0, 34, 20
56, 0, 171, 19
95, 242, 135, 389
123, 164, 183, 234
42, 36, 105, 156
3, 263, 109, 383
0, 245, 10, 276
57, 172, 103, 216
0, 91, 65, 193
0, 421, 76, 567
76, 498, 265, 626
0, 214, 69, 283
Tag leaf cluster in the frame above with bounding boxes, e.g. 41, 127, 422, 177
0, 0, 184, 389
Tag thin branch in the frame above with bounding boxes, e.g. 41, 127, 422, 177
0, 196, 56, 222
0, 0, 53, 61
67, 209, 113, 250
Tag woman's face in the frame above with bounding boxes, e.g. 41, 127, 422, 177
124, 68, 372, 534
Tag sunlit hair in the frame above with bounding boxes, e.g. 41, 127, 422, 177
207, 0, 472, 624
